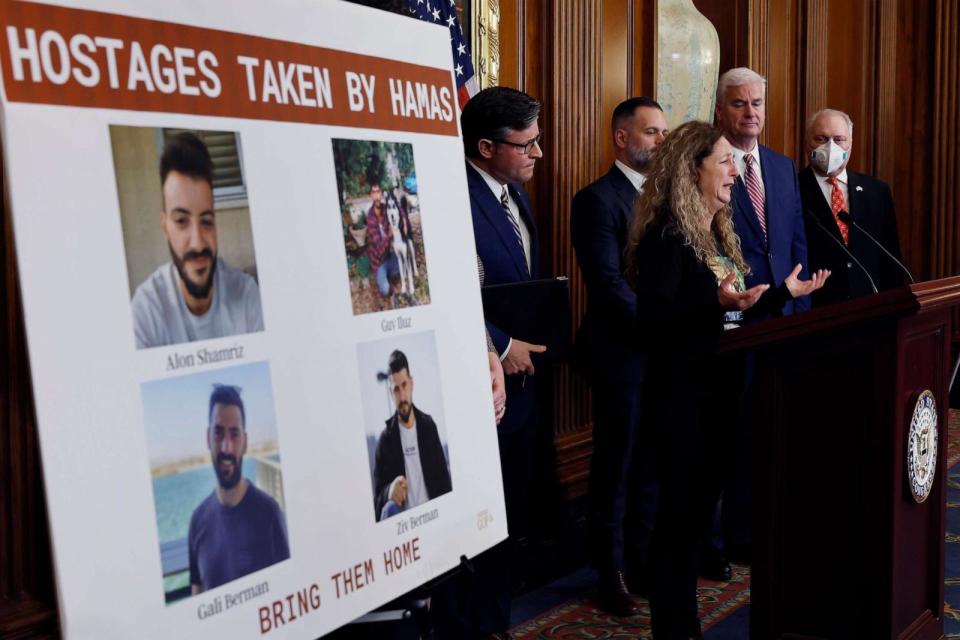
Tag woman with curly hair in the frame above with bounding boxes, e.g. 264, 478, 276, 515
627, 121, 829, 639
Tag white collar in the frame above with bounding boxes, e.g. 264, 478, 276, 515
814, 168, 849, 186
731, 142, 761, 167
467, 159, 509, 200
614, 159, 645, 192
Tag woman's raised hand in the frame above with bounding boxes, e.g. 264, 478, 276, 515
717, 272, 768, 311
784, 263, 831, 298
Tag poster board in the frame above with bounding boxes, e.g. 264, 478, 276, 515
0, 0, 507, 637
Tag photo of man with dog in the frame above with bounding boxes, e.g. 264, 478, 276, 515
333, 139, 430, 315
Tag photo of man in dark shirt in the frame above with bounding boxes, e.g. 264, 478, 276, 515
189, 384, 290, 593
372, 350, 452, 521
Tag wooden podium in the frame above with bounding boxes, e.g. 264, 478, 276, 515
719, 277, 960, 640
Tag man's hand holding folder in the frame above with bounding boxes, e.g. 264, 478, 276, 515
503, 339, 547, 375
481, 277, 572, 370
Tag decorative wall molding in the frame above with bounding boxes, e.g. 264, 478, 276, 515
545, 0, 600, 448
803, 0, 829, 126
873, 0, 898, 181
748, 0, 769, 102
471, 0, 501, 89
932, 0, 960, 279
745, 0, 802, 158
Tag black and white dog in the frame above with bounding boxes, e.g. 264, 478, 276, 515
385, 190, 418, 296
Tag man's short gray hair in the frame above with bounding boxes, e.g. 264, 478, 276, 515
806, 108, 854, 136
716, 67, 767, 106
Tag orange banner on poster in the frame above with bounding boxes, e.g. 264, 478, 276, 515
0, 0, 459, 136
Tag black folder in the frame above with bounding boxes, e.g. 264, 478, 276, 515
481, 276, 572, 364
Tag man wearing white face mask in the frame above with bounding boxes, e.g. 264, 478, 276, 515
799, 108, 904, 306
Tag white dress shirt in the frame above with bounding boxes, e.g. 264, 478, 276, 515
615, 159, 646, 192
813, 168, 850, 211
468, 160, 536, 361
467, 160, 532, 273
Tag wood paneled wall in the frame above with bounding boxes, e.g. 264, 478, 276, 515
492, 0, 958, 498
694, 0, 952, 285
495, 0, 657, 497
932, 0, 960, 278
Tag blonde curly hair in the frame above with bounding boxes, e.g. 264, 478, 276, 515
627, 120, 749, 277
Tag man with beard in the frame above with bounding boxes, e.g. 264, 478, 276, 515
131, 132, 264, 349
571, 96, 667, 615
372, 350, 452, 521
188, 384, 289, 593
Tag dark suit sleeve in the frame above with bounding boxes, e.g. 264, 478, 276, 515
485, 321, 511, 355
745, 282, 792, 321
788, 169, 811, 312
632, 230, 722, 343
372, 432, 393, 521
633, 231, 682, 338
423, 415, 452, 497
571, 187, 636, 325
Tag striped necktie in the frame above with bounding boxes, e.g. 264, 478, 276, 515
500, 186, 529, 275
827, 176, 849, 245
743, 154, 767, 240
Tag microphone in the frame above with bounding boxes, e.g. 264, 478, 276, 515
803, 209, 878, 294
836, 210, 914, 284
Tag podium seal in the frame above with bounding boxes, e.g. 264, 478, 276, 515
907, 390, 938, 503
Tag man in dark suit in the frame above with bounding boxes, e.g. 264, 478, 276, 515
571, 96, 667, 615
464, 86, 544, 537
431, 86, 544, 639
712, 67, 811, 569
799, 108, 904, 306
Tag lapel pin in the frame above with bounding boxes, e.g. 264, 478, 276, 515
856, 186, 863, 192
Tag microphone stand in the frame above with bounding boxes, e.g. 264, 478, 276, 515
836, 210, 915, 284
803, 210, 878, 294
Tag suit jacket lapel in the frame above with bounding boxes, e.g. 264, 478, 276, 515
845, 171, 866, 254
466, 163, 530, 279
756, 146, 777, 244
607, 166, 638, 224
732, 177, 765, 245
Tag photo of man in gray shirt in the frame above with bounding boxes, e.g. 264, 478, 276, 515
131, 132, 264, 349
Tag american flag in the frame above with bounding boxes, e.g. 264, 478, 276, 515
406, 0, 479, 107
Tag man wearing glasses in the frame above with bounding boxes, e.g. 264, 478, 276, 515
431, 86, 545, 639
188, 384, 289, 593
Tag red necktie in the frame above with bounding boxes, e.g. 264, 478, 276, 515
743, 154, 767, 240
827, 176, 849, 245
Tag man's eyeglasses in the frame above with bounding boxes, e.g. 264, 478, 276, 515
493, 133, 543, 155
